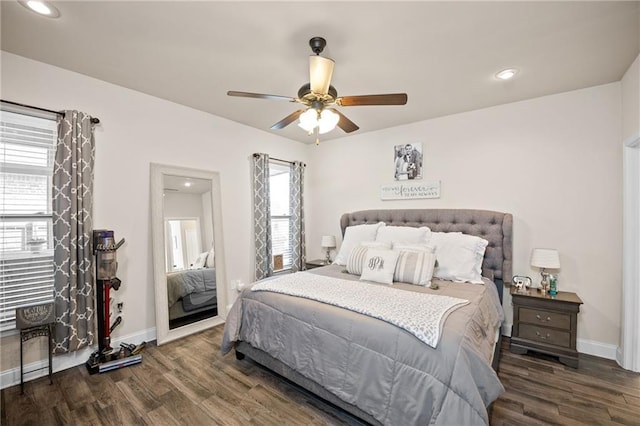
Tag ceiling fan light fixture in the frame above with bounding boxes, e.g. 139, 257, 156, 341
228, 36, 407, 141
297, 108, 339, 135
318, 109, 339, 134
18, 0, 60, 18
309, 56, 335, 95
298, 108, 319, 132
495, 68, 518, 80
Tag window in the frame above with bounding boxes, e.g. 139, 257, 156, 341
0, 105, 57, 331
269, 160, 291, 271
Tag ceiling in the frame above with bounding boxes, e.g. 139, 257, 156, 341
1, 1, 639, 144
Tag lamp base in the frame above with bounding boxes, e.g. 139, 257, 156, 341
539, 270, 550, 294
323, 248, 331, 265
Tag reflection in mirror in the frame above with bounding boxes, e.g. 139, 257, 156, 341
166, 218, 201, 273
151, 164, 227, 345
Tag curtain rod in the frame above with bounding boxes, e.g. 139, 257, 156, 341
253, 153, 306, 167
1, 99, 100, 124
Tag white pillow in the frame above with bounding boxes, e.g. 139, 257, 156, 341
360, 248, 399, 285
375, 226, 431, 246
333, 222, 385, 266
393, 250, 437, 286
192, 252, 208, 269
392, 243, 434, 253
346, 241, 392, 275
429, 232, 488, 284
205, 248, 215, 268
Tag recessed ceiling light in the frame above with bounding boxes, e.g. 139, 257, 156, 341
184, 182, 192, 188
18, 1, 61, 18
495, 68, 518, 80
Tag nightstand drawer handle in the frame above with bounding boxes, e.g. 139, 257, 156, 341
535, 314, 552, 322
535, 331, 551, 340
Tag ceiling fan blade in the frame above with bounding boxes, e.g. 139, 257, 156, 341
337, 93, 408, 106
309, 56, 335, 95
227, 91, 296, 102
328, 108, 359, 133
271, 109, 306, 130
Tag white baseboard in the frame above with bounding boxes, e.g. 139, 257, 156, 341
576, 338, 618, 360
0, 327, 156, 390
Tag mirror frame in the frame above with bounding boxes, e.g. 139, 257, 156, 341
150, 163, 227, 345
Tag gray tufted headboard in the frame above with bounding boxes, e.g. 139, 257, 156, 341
340, 209, 513, 301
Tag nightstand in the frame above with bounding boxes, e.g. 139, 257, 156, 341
510, 287, 583, 368
305, 259, 328, 270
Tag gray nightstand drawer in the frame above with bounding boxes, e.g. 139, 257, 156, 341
519, 324, 571, 348
520, 307, 571, 330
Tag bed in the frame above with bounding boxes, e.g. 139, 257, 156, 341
167, 267, 217, 325
222, 209, 512, 425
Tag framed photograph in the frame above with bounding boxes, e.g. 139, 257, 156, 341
394, 143, 423, 180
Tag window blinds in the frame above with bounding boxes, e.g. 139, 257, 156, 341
0, 106, 57, 331
269, 161, 292, 271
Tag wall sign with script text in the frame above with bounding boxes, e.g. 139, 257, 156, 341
380, 180, 441, 200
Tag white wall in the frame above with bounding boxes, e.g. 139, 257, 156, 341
0, 51, 310, 377
622, 54, 640, 143
306, 83, 623, 355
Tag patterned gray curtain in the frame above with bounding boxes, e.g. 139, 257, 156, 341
253, 153, 272, 280
52, 111, 95, 353
289, 161, 306, 272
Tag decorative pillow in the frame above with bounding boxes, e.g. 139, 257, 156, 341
333, 222, 385, 266
393, 250, 437, 286
360, 249, 400, 285
375, 226, 431, 246
192, 252, 208, 269
346, 241, 392, 275
429, 232, 488, 284
392, 243, 434, 253
205, 248, 215, 268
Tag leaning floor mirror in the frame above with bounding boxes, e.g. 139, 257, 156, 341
150, 163, 227, 345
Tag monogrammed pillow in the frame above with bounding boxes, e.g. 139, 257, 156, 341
360, 249, 400, 285
346, 242, 393, 276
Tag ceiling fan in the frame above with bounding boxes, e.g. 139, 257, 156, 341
227, 37, 408, 144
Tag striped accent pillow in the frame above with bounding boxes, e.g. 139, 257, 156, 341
346, 242, 391, 276
393, 250, 437, 286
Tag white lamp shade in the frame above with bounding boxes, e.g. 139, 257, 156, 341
298, 109, 318, 132
298, 108, 339, 134
530, 248, 560, 269
321, 235, 336, 249
318, 109, 339, 134
309, 55, 335, 95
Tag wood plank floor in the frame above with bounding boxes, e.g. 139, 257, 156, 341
2, 324, 639, 425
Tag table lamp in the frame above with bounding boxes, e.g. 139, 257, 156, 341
530, 248, 560, 294
321, 235, 336, 265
